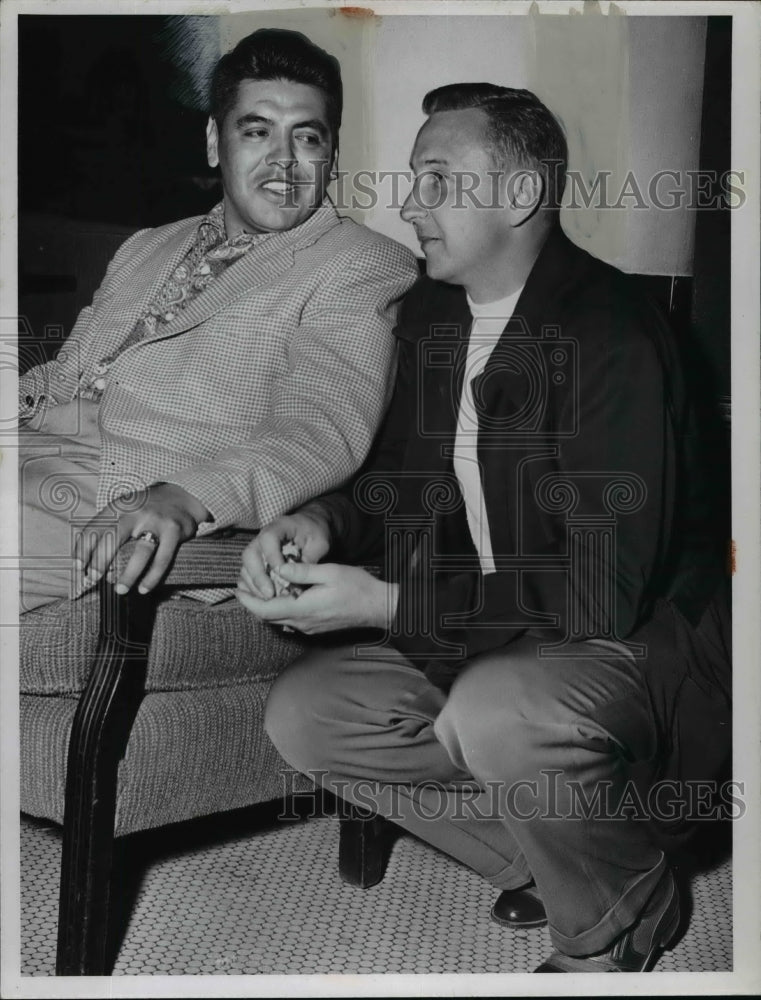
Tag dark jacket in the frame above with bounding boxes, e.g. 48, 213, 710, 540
331, 227, 726, 669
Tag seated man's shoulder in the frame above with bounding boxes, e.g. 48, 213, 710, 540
125, 213, 206, 249
111, 213, 207, 270
321, 216, 418, 271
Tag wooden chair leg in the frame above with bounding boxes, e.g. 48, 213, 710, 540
56, 582, 158, 975
338, 805, 393, 889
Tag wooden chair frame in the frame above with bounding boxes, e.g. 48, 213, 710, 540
41, 534, 386, 975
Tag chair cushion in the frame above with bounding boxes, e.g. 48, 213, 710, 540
21, 685, 314, 834
20, 592, 309, 695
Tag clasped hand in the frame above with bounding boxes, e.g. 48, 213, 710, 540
236, 511, 399, 634
73, 482, 210, 595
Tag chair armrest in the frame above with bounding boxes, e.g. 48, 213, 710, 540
113, 531, 256, 589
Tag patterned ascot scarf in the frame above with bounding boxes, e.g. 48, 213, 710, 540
79, 203, 270, 400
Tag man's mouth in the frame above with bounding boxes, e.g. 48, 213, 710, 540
260, 179, 299, 196
417, 235, 440, 250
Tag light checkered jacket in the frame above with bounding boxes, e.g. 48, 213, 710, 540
19, 202, 418, 534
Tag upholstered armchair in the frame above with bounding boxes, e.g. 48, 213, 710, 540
20, 533, 382, 975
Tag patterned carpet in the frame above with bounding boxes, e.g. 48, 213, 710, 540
20, 799, 732, 976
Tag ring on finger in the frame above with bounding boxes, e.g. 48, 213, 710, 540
135, 530, 160, 547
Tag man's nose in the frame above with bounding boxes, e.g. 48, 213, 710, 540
401, 186, 425, 223
266, 133, 297, 169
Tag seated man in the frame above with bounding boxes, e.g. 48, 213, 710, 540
238, 85, 731, 972
18, 28, 417, 611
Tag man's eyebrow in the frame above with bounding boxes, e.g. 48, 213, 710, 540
293, 118, 330, 139
409, 156, 450, 171
234, 113, 329, 138
234, 113, 273, 130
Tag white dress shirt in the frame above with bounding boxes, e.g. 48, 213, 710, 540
453, 288, 523, 574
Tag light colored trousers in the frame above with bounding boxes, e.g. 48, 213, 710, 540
265, 635, 667, 956
19, 401, 101, 612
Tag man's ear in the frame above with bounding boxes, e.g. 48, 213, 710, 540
206, 117, 220, 169
507, 169, 544, 226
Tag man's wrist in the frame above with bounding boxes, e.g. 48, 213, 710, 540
153, 482, 212, 525
189, 494, 212, 524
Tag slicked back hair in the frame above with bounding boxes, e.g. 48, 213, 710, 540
422, 83, 567, 210
210, 29, 342, 155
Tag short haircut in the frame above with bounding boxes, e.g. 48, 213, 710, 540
210, 29, 342, 152
422, 83, 567, 209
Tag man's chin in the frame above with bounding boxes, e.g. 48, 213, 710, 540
236, 196, 322, 234
423, 258, 456, 285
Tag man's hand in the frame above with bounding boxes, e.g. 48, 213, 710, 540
238, 509, 333, 600
236, 561, 399, 634
73, 482, 210, 596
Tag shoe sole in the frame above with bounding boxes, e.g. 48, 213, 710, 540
490, 906, 548, 930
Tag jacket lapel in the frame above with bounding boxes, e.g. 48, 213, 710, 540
472, 227, 583, 413
396, 278, 471, 471
95, 219, 200, 350
135, 201, 343, 344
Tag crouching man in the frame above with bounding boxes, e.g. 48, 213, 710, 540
238, 85, 731, 973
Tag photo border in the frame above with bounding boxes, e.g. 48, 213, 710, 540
1, 1, 758, 997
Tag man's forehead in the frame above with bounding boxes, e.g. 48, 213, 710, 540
228, 78, 330, 123
410, 107, 490, 168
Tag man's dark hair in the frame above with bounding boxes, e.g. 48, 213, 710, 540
210, 29, 342, 152
422, 83, 567, 210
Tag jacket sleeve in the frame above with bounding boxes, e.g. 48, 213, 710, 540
18, 229, 151, 422
303, 324, 421, 564
166, 239, 419, 531
392, 297, 680, 662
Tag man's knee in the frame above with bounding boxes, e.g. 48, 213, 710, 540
434, 645, 543, 778
264, 651, 340, 772
266, 643, 450, 781
264, 644, 406, 773
443, 641, 542, 728
436, 638, 654, 780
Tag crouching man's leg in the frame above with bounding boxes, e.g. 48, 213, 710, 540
436, 634, 679, 970
265, 642, 533, 891
266, 634, 679, 971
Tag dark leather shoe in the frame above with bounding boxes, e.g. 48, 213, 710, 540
535, 868, 680, 972
491, 884, 547, 929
